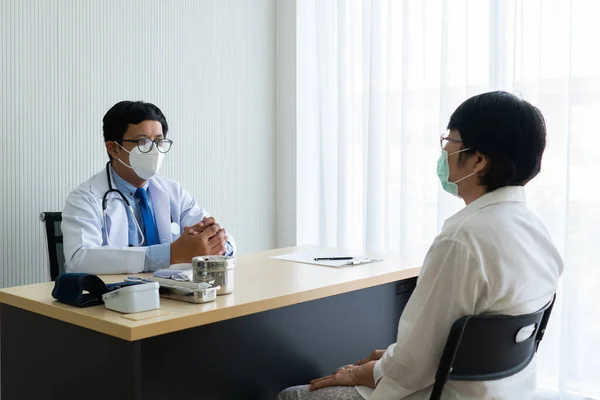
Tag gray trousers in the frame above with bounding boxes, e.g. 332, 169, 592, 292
276, 385, 364, 400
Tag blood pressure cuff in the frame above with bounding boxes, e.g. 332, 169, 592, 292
51, 273, 139, 307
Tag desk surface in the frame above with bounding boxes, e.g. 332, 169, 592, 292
0, 247, 420, 341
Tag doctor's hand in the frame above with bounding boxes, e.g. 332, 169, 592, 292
204, 225, 228, 255
186, 217, 228, 255
186, 217, 219, 235
170, 225, 228, 264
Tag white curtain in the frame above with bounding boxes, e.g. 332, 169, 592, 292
296, 0, 600, 398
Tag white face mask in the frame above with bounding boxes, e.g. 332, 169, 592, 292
115, 142, 164, 180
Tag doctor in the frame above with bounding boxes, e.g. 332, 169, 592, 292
62, 100, 235, 274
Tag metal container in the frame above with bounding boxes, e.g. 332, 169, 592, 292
192, 256, 235, 295
158, 285, 219, 304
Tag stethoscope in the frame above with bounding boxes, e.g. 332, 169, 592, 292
102, 161, 146, 246
102, 162, 180, 247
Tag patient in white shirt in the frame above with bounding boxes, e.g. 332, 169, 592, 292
277, 91, 563, 400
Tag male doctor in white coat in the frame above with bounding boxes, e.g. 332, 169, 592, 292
62, 100, 235, 274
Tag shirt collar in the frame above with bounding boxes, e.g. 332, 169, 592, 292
442, 186, 527, 230
110, 165, 148, 198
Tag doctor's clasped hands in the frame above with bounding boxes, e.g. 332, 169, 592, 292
172, 217, 229, 264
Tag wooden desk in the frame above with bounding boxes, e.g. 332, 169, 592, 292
0, 247, 419, 400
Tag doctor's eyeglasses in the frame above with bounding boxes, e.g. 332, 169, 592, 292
119, 138, 173, 153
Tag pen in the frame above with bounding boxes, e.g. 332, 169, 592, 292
314, 257, 354, 261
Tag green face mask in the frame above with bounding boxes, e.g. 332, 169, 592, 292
436, 148, 476, 197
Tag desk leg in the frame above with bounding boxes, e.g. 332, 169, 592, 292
0, 303, 142, 400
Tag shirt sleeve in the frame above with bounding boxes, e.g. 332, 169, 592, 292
373, 359, 384, 384
372, 238, 490, 399
144, 243, 171, 272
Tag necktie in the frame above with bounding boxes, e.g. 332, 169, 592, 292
134, 188, 159, 246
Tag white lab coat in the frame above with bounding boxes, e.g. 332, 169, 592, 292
62, 168, 231, 274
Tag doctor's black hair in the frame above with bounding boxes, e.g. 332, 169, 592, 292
102, 101, 169, 159
447, 91, 546, 193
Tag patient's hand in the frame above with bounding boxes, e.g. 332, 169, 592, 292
309, 361, 377, 391
354, 349, 386, 366
309, 365, 358, 391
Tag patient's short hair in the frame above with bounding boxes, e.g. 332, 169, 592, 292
447, 91, 546, 192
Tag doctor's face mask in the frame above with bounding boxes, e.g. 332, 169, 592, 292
115, 140, 165, 180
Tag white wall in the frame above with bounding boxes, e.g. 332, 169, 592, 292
276, 0, 297, 248
0, 0, 277, 287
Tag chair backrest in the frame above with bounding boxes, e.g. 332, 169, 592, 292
430, 295, 556, 400
40, 212, 65, 281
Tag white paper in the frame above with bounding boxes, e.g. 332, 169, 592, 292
271, 251, 381, 268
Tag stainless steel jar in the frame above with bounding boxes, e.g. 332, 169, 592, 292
192, 256, 235, 295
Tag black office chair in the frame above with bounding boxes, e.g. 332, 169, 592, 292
40, 212, 66, 281
430, 295, 556, 400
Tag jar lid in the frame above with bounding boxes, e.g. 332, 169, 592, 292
192, 255, 235, 270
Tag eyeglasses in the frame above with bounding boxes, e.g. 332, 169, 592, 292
119, 138, 173, 153
440, 134, 462, 149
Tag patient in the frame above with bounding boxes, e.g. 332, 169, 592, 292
277, 91, 563, 400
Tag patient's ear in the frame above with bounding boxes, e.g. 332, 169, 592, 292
473, 152, 488, 174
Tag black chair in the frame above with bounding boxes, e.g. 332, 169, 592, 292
430, 295, 556, 400
40, 212, 65, 281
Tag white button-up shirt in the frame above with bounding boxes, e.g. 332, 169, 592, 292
357, 186, 563, 400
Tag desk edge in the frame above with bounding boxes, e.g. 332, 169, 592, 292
0, 267, 420, 341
